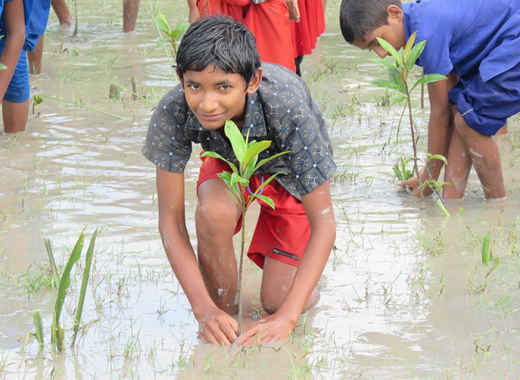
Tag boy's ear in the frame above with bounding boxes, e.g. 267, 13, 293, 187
245, 68, 262, 94
386, 4, 403, 23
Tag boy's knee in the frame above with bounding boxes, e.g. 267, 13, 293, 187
261, 286, 320, 315
195, 199, 238, 235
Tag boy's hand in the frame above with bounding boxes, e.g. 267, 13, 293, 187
196, 305, 238, 345
235, 312, 297, 346
399, 168, 433, 197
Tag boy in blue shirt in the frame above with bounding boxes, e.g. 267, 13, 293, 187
340, 0, 520, 199
1, 0, 50, 133
143, 16, 336, 345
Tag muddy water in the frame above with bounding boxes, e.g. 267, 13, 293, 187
1, 0, 520, 378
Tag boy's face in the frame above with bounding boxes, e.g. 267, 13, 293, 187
352, 5, 405, 58
181, 65, 262, 130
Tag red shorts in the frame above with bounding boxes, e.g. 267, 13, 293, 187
196, 154, 310, 268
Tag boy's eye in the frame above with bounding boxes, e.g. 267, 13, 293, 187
187, 83, 200, 90
219, 84, 232, 91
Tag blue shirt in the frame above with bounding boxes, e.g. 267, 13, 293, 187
404, 0, 520, 81
0, 0, 50, 51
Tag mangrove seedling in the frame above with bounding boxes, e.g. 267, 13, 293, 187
32, 229, 98, 352
373, 32, 449, 215
154, 13, 189, 58
201, 120, 290, 335
32, 95, 43, 117
393, 156, 414, 182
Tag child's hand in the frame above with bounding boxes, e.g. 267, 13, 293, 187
399, 168, 433, 197
235, 312, 296, 346
196, 305, 238, 345
285, 0, 300, 22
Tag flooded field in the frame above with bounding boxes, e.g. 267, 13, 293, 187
1, 0, 520, 378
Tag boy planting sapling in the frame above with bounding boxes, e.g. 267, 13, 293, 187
143, 16, 336, 345
340, 0, 520, 199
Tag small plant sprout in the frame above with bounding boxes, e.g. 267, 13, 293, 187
201, 120, 290, 335
33, 229, 99, 352
154, 13, 189, 58
32, 95, 43, 117
372, 32, 449, 216
393, 156, 414, 182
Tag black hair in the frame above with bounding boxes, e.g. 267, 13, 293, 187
176, 16, 261, 84
339, 0, 401, 43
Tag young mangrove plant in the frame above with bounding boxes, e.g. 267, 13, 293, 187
393, 156, 413, 182
154, 12, 189, 58
31, 229, 98, 352
372, 32, 449, 216
201, 120, 290, 334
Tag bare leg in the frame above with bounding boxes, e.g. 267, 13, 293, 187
453, 111, 506, 199
3, 100, 29, 133
27, 35, 44, 74
196, 178, 241, 315
123, 0, 140, 33
443, 126, 472, 199
51, 0, 72, 26
260, 257, 319, 315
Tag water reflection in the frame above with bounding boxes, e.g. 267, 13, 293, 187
1, 0, 520, 378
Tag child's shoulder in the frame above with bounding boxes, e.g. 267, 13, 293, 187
258, 63, 314, 114
153, 84, 191, 123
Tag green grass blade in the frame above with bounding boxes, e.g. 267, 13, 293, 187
32, 312, 44, 350
53, 231, 85, 351
481, 232, 490, 265
44, 239, 60, 289
71, 229, 98, 347
436, 199, 450, 217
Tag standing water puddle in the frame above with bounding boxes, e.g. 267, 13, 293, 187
1, 0, 520, 378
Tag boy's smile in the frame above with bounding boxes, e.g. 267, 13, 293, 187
182, 65, 262, 130
353, 5, 406, 58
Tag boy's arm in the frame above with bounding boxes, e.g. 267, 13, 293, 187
237, 181, 335, 345
400, 74, 456, 196
157, 167, 238, 344
186, 0, 199, 23
0, 0, 26, 101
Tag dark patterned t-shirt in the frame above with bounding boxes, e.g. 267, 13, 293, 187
142, 63, 335, 200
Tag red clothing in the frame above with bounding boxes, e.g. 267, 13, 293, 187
197, 155, 310, 268
197, 0, 296, 72
291, 0, 325, 56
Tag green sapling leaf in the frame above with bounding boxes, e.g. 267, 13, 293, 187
256, 195, 275, 209
242, 140, 271, 172
376, 37, 401, 67
201, 151, 238, 173
154, 13, 171, 34
408, 40, 426, 71
224, 120, 246, 164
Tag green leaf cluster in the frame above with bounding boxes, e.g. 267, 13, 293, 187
393, 156, 414, 181
372, 32, 446, 95
201, 120, 290, 210
154, 13, 189, 57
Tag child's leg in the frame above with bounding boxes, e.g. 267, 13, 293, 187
3, 49, 30, 133
3, 100, 29, 133
453, 111, 505, 199
196, 162, 242, 315
27, 35, 44, 74
260, 257, 319, 314
51, 0, 72, 26
123, 0, 140, 33
443, 116, 472, 199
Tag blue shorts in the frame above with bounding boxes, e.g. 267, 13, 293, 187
0, 39, 30, 103
449, 62, 520, 136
